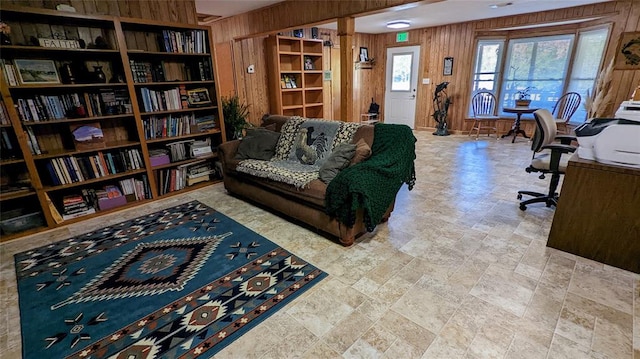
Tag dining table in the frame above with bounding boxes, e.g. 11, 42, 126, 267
502, 106, 538, 143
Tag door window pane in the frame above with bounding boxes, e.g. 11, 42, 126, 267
391, 53, 413, 91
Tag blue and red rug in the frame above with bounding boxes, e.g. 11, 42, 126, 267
14, 201, 326, 359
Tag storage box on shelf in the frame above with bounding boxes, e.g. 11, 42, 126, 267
267, 35, 325, 118
0, 5, 225, 240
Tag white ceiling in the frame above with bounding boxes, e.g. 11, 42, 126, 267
195, 0, 612, 33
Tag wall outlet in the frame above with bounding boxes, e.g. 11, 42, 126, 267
247, 65, 255, 74
422, 78, 430, 84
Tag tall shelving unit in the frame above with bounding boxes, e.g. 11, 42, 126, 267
266, 35, 324, 118
0, 5, 226, 241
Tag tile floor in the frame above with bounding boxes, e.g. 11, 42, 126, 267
1, 132, 638, 359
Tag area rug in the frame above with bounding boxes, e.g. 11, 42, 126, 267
14, 201, 327, 359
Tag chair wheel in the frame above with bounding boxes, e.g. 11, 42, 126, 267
519, 204, 527, 211
517, 194, 522, 200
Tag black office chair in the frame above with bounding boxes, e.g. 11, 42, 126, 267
517, 109, 577, 210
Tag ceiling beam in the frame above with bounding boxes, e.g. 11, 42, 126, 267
210, 0, 443, 42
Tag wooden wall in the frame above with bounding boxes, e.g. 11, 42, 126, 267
4, 0, 198, 24
215, 0, 640, 131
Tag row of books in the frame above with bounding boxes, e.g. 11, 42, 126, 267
142, 113, 216, 139
0, 128, 19, 159
0, 101, 10, 125
119, 176, 151, 201
2, 60, 21, 87
139, 87, 184, 113
14, 90, 133, 123
44, 148, 144, 186
130, 60, 165, 83
158, 29, 208, 54
61, 194, 96, 221
131, 60, 211, 83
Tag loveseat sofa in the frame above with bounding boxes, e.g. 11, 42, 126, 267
217, 114, 416, 246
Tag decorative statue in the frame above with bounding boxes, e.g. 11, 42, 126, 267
432, 81, 451, 136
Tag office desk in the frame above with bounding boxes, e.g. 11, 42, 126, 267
547, 155, 640, 273
502, 107, 537, 143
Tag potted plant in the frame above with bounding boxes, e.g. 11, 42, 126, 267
515, 87, 532, 107
221, 95, 251, 140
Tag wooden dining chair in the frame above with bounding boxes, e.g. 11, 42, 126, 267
552, 92, 581, 134
470, 91, 500, 139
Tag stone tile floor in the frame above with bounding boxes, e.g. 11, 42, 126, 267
1, 132, 638, 358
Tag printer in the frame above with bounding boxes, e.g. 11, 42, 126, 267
574, 100, 640, 168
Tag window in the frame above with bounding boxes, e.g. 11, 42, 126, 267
501, 34, 574, 115
390, 53, 413, 91
469, 27, 609, 121
567, 28, 609, 122
472, 40, 504, 94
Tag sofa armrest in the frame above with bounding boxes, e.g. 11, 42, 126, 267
218, 140, 241, 170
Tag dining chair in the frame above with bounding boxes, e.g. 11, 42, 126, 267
552, 92, 581, 134
470, 91, 500, 139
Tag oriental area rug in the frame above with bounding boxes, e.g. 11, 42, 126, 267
14, 201, 326, 359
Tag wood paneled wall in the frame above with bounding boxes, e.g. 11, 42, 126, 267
217, 1, 640, 131
4, 0, 198, 24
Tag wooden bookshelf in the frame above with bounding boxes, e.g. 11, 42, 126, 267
0, 5, 226, 240
267, 35, 325, 118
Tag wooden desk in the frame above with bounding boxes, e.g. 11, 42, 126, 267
547, 155, 640, 273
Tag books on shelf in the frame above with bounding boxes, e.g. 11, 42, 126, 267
158, 29, 208, 54
0, 101, 10, 125
44, 148, 143, 186
190, 138, 212, 158
143, 113, 194, 139
139, 87, 183, 112
129, 60, 166, 83
61, 194, 96, 221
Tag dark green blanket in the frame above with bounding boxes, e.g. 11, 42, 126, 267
325, 123, 416, 231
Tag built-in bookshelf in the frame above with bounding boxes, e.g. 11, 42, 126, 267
266, 35, 324, 118
0, 5, 225, 240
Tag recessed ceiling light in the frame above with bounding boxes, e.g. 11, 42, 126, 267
386, 20, 411, 29
490, 2, 513, 9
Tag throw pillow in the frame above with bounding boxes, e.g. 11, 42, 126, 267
262, 123, 277, 132
319, 142, 356, 183
350, 138, 372, 165
235, 128, 281, 160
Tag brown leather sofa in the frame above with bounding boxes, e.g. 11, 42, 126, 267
217, 115, 393, 246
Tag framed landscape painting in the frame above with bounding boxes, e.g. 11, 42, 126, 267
14, 59, 60, 84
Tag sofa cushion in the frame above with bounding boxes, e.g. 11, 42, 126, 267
351, 138, 372, 165
235, 128, 281, 160
319, 143, 356, 183
236, 174, 327, 208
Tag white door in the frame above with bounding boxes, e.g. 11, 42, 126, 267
384, 46, 420, 129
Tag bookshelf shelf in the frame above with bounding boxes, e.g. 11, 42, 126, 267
0, 5, 226, 240
267, 35, 324, 118
0, 189, 36, 201
31, 141, 141, 160
151, 154, 217, 170
22, 114, 135, 126
43, 168, 147, 191
134, 80, 215, 87
145, 129, 221, 144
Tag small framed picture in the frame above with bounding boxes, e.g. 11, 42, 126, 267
443, 57, 454, 76
14, 59, 60, 84
359, 47, 369, 62
186, 88, 212, 107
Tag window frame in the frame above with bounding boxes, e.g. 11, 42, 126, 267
469, 24, 611, 122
